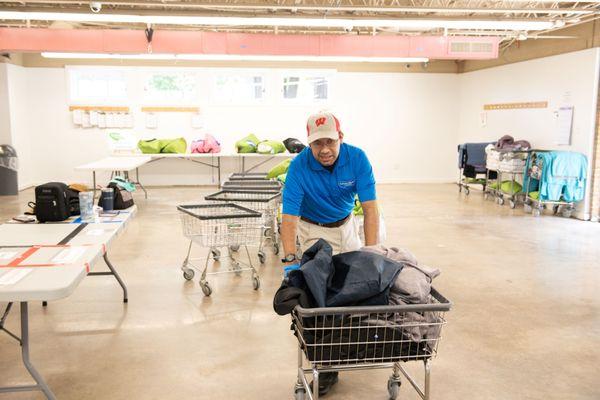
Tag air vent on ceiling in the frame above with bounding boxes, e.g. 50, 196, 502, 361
450, 41, 494, 54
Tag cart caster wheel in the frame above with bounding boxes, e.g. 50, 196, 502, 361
553, 205, 560, 215
258, 251, 266, 264
232, 262, 242, 276
387, 378, 401, 400
484, 193, 489, 200
464, 188, 470, 196
211, 249, 221, 261
524, 204, 532, 213
252, 276, 261, 290
532, 208, 541, 217
561, 208, 573, 218
498, 197, 505, 206
229, 245, 240, 252
200, 282, 212, 297
458, 185, 462, 193
509, 200, 516, 209
263, 227, 272, 238
294, 389, 306, 400
182, 269, 195, 281
273, 242, 280, 255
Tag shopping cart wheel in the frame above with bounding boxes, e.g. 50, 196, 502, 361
273, 242, 280, 255
183, 269, 195, 281
387, 378, 401, 400
232, 261, 242, 276
211, 249, 221, 261
509, 200, 516, 209
464, 187, 470, 195
258, 251, 266, 264
294, 389, 306, 400
498, 197, 505, 206
553, 205, 560, 215
524, 204, 532, 213
484, 193, 489, 200
252, 276, 261, 290
229, 245, 240, 252
458, 184, 462, 193
200, 282, 212, 297
561, 208, 573, 218
532, 208, 541, 217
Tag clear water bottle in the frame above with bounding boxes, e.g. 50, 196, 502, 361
78, 191, 95, 223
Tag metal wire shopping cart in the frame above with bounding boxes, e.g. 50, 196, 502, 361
205, 190, 282, 264
484, 149, 529, 209
291, 288, 451, 400
222, 179, 283, 191
177, 203, 264, 296
228, 172, 269, 180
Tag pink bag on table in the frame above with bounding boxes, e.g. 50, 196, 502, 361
191, 134, 221, 153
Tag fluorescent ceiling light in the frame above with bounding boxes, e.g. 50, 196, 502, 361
41, 52, 429, 63
0, 11, 557, 31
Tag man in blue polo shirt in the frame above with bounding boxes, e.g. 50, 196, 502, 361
281, 111, 379, 259
280, 111, 380, 395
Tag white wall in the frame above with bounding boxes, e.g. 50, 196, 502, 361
458, 48, 600, 219
10, 66, 459, 187
0, 64, 11, 146
6, 64, 35, 189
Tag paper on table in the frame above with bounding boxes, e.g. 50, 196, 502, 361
0, 268, 33, 285
0, 251, 18, 260
85, 229, 105, 236
51, 247, 87, 264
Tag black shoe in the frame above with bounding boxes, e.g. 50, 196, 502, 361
309, 371, 339, 396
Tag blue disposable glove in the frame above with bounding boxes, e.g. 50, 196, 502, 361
283, 263, 300, 278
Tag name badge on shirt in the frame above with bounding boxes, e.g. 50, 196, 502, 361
338, 180, 355, 188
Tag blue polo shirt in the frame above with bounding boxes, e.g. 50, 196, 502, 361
282, 143, 376, 224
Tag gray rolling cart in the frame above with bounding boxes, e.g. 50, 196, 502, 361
291, 288, 451, 400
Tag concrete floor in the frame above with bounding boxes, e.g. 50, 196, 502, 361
1, 184, 599, 400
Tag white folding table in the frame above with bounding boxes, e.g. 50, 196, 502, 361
0, 247, 95, 399
76, 156, 151, 199
0, 208, 136, 398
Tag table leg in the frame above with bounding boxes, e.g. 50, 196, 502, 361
92, 171, 97, 199
0, 302, 21, 344
217, 156, 221, 184
0, 302, 57, 400
87, 252, 128, 303
136, 167, 148, 199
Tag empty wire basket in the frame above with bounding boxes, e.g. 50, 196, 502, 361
205, 190, 282, 264
177, 203, 264, 296
291, 288, 451, 400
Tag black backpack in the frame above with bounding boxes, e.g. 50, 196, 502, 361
107, 182, 134, 210
35, 182, 71, 222
283, 138, 306, 153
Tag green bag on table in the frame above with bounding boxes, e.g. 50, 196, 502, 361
268, 158, 292, 179
160, 138, 187, 154
235, 134, 260, 153
137, 139, 162, 154
257, 140, 286, 154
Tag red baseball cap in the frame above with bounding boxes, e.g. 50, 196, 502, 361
306, 111, 341, 144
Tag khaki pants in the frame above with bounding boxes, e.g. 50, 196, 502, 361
297, 214, 362, 255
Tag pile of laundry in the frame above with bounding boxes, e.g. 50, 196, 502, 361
273, 239, 442, 363
235, 135, 306, 155
523, 151, 588, 202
